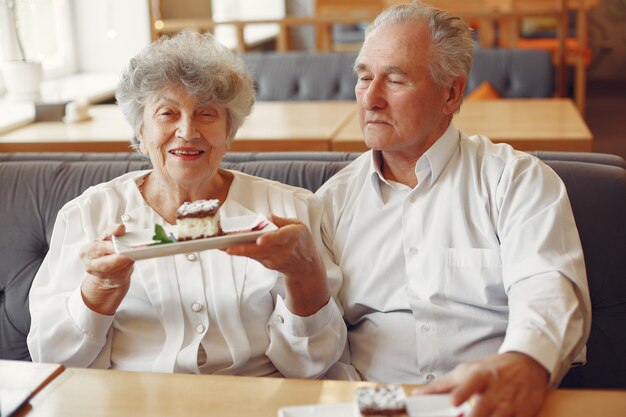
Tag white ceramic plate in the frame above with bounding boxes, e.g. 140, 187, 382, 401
112, 214, 277, 261
278, 402, 353, 417
278, 395, 470, 417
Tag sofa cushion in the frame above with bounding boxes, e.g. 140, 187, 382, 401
240, 52, 359, 101
549, 161, 626, 388
466, 48, 554, 98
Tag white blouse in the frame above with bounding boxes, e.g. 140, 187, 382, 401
28, 170, 345, 378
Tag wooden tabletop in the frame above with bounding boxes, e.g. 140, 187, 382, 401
232, 101, 355, 151
0, 102, 356, 153
331, 99, 593, 152
0, 105, 135, 152
27, 368, 370, 417
0, 99, 591, 154
24, 367, 626, 417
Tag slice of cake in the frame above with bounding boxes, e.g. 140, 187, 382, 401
176, 199, 221, 241
355, 384, 408, 417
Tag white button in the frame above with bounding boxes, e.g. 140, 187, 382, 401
186, 253, 197, 262
425, 374, 436, 383
120, 214, 131, 222
196, 324, 205, 334
409, 247, 418, 256
276, 315, 285, 324
420, 324, 430, 333
409, 196, 417, 203
192, 303, 203, 312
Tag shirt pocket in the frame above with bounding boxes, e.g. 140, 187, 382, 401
443, 248, 507, 310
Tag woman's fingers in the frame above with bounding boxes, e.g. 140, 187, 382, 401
97, 223, 126, 241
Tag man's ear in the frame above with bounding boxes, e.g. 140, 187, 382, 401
443, 76, 467, 115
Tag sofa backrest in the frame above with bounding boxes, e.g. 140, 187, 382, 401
240, 52, 359, 101
0, 151, 624, 389
239, 48, 553, 101
467, 48, 554, 98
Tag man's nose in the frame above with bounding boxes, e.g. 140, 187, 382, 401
361, 79, 386, 110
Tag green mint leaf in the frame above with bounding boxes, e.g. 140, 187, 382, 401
152, 224, 176, 244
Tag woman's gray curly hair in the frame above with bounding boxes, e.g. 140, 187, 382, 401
116, 30, 255, 150
363, 1, 474, 89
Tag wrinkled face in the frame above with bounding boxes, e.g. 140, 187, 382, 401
355, 21, 455, 159
139, 85, 229, 188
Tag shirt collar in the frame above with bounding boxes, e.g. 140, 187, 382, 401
367, 122, 460, 193
423, 122, 460, 185
367, 151, 387, 202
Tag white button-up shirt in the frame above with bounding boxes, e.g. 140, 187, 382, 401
28, 170, 345, 378
317, 123, 591, 385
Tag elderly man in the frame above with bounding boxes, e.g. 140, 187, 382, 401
317, 2, 591, 417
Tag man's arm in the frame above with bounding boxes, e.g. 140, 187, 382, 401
416, 156, 591, 417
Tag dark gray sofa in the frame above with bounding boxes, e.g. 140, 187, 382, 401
1, 151, 624, 390
240, 48, 554, 100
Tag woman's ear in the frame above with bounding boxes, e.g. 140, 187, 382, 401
137, 126, 148, 155
443, 76, 467, 115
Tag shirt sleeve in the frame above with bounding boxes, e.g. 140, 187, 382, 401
267, 294, 346, 378
265, 193, 347, 379
496, 156, 592, 385
27, 204, 115, 367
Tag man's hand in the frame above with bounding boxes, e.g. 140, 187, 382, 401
413, 352, 549, 417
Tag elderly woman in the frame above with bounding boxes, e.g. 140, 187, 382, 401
27, 31, 345, 378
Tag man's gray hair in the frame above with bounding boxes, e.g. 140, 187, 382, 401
364, 1, 474, 88
116, 30, 255, 149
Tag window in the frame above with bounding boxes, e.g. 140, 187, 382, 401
211, 0, 285, 49
0, 0, 75, 79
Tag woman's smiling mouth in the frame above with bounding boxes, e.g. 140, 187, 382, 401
169, 148, 206, 159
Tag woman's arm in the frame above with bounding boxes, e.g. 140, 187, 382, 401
226, 193, 347, 378
27, 208, 131, 367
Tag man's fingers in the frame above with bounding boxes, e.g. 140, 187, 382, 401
412, 377, 455, 395
449, 371, 489, 407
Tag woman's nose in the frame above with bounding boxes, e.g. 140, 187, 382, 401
176, 115, 199, 140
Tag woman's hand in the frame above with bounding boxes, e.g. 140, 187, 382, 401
79, 224, 135, 316
225, 214, 331, 317
413, 352, 549, 417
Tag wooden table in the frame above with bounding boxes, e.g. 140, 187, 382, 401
0, 106, 135, 152
24, 367, 626, 417
232, 101, 355, 151
0, 102, 356, 153
332, 99, 593, 152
